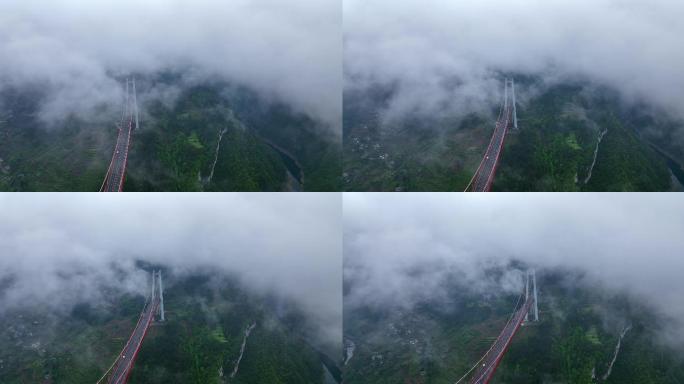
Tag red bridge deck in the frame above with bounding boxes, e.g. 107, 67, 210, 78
100, 119, 133, 192
465, 104, 512, 192
468, 297, 533, 384
100, 78, 137, 192
97, 271, 161, 384
106, 296, 159, 384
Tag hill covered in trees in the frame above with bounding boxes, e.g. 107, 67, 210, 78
343, 266, 684, 384
343, 79, 684, 192
0, 268, 340, 384
0, 77, 340, 192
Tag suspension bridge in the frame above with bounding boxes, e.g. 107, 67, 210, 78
100, 78, 139, 192
456, 269, 538, 384
97, 270, 165, 384
465, 78, 518, 192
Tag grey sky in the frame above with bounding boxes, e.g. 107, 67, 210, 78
0, 193, 341, 347
344, 0, 684, 122
344, 193, 684, 347
0, 0, 341, 132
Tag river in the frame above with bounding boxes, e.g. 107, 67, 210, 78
264, 142, 303, 191
323, 363, 338, 384
650, 145, 684, 190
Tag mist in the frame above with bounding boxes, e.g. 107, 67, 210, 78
0, 193, 341, 348
344, 193, 684, 348
0, 0, 341, 132
344, 0, 684, 123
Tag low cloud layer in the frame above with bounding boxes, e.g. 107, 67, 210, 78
344, 193, 684, 347
0, 193, 341, 347
0, 0, 341, 131
344, 0, 684, 121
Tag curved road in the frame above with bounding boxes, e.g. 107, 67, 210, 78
108, 295, 159, 384
469, 297, 533, 384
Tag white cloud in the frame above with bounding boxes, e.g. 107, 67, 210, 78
0, 193, 342, 346
344, 193, 684, 346
0, 0, 341, 131
344, 0, 684, 122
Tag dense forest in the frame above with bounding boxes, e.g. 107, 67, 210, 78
0, 78, 341, 192
343, 79, 684, 191
0, 269, 337, 384
494, 83, 672, 191
343, 266, 684, 384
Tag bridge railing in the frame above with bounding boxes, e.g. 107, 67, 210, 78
468, 297, 533, 384
480, 107, 512, 191
96, 305, 144, 382
464, 103, 513, 192
112, 298, 160, 384
96, 289, 155, 384
100, 78, 137, 192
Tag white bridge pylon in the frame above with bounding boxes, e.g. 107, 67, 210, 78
454, 267, 540, 384
504, 78, 518, 130
463, 77, 519, 192
524, 268, 539, 323
151, 270, 165, 322
121, 78, 140, 130
511, 79, 518, 130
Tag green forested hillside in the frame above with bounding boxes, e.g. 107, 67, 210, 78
343, 80, 683, 191
494, 84, 672, 191
343, 268, 684, 384
0, 271, 332, 384
0, 81, 340, 191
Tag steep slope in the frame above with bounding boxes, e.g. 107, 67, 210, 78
0, 79, 340, 191
343, 268, 684, 384
0, 270, 334, 384
343, 80, 683, 191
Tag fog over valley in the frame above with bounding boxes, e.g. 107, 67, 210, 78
344, 0, 684, 125
344, 193, 684, 349
0, 193, 342, 349
0, 0, 341, 132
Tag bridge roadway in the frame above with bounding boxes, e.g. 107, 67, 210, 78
101, 119, 133, 192
469, 297, 533, 384
468, 106, 511, 192
108, 295, 159, 384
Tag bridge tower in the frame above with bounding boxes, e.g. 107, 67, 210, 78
503, 78, 518, 130
120, 77, 139, 130
511, 79, 518, 130
503, 78, 509, 112
123, 79, 129, 125
152, 270, 165, 322
132, 78, 139, 130
524, 269, 539, 322
532, 269, 539, 321
158, 270, 165, 321
151, 270, 156, 300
